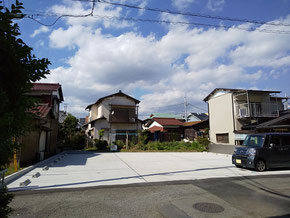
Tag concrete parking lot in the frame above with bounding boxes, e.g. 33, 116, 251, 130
7, 151, 290, 191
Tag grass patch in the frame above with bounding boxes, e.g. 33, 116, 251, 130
4, 164, 23, 177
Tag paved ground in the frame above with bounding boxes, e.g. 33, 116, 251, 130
9, 175, 290, 218
8, 151, 290, 191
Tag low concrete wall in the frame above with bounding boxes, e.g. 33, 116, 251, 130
209, 143, 235, 155
4, 151, 66, 186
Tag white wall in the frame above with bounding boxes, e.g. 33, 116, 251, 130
148, 121, 163, 129
208, 92, 235, 144
93, 119, 110, 141
90, 96, 136, 120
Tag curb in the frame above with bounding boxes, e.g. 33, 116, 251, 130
4, 151, 67, 186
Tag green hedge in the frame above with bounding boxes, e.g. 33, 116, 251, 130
94, 139, 108, 151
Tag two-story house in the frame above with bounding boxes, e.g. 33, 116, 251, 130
20, 83, 64, 164
204, 88, 286, 145
85, 91, 141, 143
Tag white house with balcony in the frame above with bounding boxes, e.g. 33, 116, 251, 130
84, 91, 142, 144
203, 88, 287, 145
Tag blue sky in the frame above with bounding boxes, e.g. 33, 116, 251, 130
7, 0, 290, 118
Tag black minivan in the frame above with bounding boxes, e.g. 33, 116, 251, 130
232, 133, 290, 171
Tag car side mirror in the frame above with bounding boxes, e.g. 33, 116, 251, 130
269, 143, 275, 149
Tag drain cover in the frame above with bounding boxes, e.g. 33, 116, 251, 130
193, 202, 224, 213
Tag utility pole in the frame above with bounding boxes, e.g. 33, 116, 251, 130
64, 103, 68, 113
184, 96, 188, 122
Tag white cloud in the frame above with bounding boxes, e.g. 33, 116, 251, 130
30, 26, 49, 38
48, 0, 132, 28
172, 0, 196, 10
207, 0, 225, 12
42, 1, 290, 117
138, 1, 147, 16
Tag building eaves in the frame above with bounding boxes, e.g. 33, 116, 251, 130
153, 118, 184, 126
31, 83, 64, 102
256, 113, 290, 128
183, 120, 207, 127
86, 90, 140, 110
203, 88, 281, 102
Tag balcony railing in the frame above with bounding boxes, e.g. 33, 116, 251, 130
236, 103, 279, 118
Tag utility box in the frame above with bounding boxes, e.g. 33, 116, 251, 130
110, 145, 117, 151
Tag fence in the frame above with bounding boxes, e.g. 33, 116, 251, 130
0, 169, 7, 189
236, 103, 279, 118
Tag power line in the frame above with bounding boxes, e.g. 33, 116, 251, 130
23, 12, 290, 34
145, 103, 184, 110
188, 103, 207, 112
76, 0, 290, 27
24, 0, 96, 27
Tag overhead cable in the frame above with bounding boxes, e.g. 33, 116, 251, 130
23, 12, 290, 34
75, 0, 290, 27
24, 0, 96, 27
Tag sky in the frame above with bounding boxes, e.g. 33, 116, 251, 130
6, 0, 290, 119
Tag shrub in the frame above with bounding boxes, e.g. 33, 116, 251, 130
71, 132, 86, 150
98, 129, 104, 140
0, 186, 13, 218
138, 130, 150, 145
113, 140, 125, 151
94, 139, 108, 151
196, 137, 210, 148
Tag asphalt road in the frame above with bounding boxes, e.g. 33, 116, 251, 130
9, 174, 290, 218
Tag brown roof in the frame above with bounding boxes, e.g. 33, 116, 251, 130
148, 126, 164, 133
153, 118, 184, 126
203, 88, 281, 102
32, 83, 61, 91
32, 103, 51, 118
32, 83, 64, 101
86, 90, 140, 110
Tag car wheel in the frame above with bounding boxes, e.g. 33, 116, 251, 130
255, 160, 266, 172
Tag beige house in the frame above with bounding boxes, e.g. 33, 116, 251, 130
204, 88, 286, 145
85, 91, 141, 143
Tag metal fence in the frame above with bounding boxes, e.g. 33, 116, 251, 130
236, 103, 279, 118
0, 169, 7, 189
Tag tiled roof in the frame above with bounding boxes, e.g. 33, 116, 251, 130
32, 103, 51, 118
31, 83, 64, 102
183, 120, 206, 127
86, 90, 140, 109
256, 113, 290, 128
190, 113, 208, 121
148, 126, 164, 133
59, 111, 68, 123
153, 118, 184, 126
32, 83, 61, 91
150, 113, 184, 119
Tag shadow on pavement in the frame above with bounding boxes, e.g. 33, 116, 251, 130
49, 151, 101, 167
9, 165, 235, 192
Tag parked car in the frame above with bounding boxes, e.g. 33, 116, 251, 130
232, 133, 290, 171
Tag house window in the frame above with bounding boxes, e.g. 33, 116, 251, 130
110, 107, 136, 123
216, 133, 229, 143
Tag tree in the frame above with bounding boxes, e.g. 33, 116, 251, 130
0, 0, 50, 168
58, 114, 86, 150
59, 114, 79, 140
98, 129, 104, 140
0, 1, 50, 216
